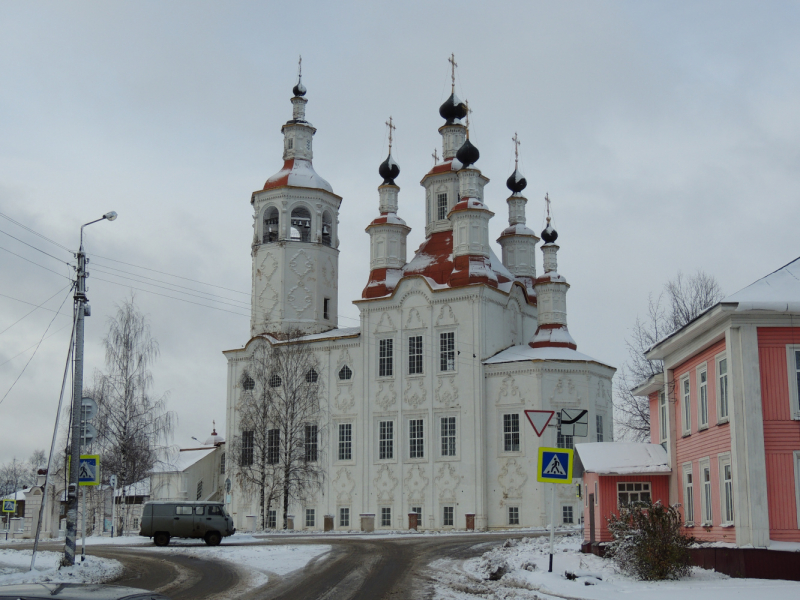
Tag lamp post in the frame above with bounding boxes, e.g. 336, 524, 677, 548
63, 211, 117, 567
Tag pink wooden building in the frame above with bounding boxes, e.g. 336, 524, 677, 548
635, 257, 800, 548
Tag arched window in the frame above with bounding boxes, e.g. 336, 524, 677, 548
290, 206, 312, 242
242, 374, 255, 391
269, 374, 282, 388
306, 368, 318, 383
322, 212, 333, 247
338, 365, 353, 381
263, 207, 279, 243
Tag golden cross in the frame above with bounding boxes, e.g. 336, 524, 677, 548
298, 55, 302, 80
385, 116, 396, 152
448, 53, 457, 93
432, 148, 439, 164
545, 193, 551, 220
464, 99, 472, 137
512, 133, 520, 169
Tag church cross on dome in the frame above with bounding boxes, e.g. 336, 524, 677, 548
464, 100, 472, 138
432, 148, 439, 165
512, 132, 521, 169
448, 53, 458, 93
545, 192, 551, 219
298, 55, 302, 80
385, 116, 396, 153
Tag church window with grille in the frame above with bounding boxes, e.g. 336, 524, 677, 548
241, 430, 254, 466
436, 193, 448, 220
339, 365, 352, 380
503, 414, 520, 452
269, 374, 282, 388
305, 424, 318, 462
408, 336, 423, 375
557, 430, 574, 449
379, 339, 393, 377
409, 419, 424, 459
440, 332, 455, 371
267, 429, 280, 465
379, 420, 393, 460
242, 374, 255, 391
306, 368, 318, 383
441, 416, 456, 457
338, 423, 352, 461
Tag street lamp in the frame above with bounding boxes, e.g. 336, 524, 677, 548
63, 211, 117, 567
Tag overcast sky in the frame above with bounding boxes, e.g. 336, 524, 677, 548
1, 1, 799, 463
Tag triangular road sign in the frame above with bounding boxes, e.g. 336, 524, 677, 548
543, 454, 566, 476
524, 410, 555, 437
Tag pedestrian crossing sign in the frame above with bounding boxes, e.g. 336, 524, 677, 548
537, 447, 574, 484
79, 454, 100, 487
2, 499, 15, 513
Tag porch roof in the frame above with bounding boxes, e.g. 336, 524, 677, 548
575, 442, 671, 475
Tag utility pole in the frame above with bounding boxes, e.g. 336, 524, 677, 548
63, 211, 117, 567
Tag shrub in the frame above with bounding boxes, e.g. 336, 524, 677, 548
605, 500, 694, 580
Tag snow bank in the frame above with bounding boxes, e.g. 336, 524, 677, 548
429, 534, 800, 600
0, 549, 122, 586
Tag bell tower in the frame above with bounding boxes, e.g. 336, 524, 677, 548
249, 62, 341, 337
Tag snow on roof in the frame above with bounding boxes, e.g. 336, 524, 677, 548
154, 447, 217, 473
263, 158, 334, 193
115, 478, 151, 498
484, 344, 613, 368
1, 490, 28, 501
575, 442, 671, 475
295, 327, 361, 342
724, 256, 800, 312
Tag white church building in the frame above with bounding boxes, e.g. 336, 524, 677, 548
223, 70, 615, 531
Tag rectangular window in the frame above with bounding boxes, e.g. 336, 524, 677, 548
323, 298, 330, 320
437, 192, 448, 220
267, 428, 280, 465
195, 506, 204, 515
682, 376, 691, 434
795, 350, 800, 415
411, 506, 422, 523
409, 335, 423, 375
508, 506, 520, 525
241, 430, 254, 466
443, 506, 454, 526
379, 338, 394, 377
503, 413, 520, 452
410, 419, 424, 459
702, 464, 713, 525
659, 391, 668, 443
220, 453, 226, 475
305, 424, 318, 462
723, 463, 734, 524
698, 368, 709, 428
196, 481, 203, 500
596, 414, 604, 442
305, 509, 315, 528
718, 357, 729, 420
562, 505, 574, 524
339, 507, 350, 528
379, 420, 394, 460
684, 466, 695, 525
381, 507, 392, 527
176, 506, 192, 515
557, 430, 574, 449
617, 482, 651, 506
267, 510, 277, 529
441, 416, 457, 457
440, 332, 455, 371
338, 423, 352, 461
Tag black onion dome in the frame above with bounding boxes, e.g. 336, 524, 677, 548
455, 138, 480, 168
379, 152, 400, 185
506, 168, 527, 193
541, 220, 558, 243
293, 78, 307, 97
439, 92, 468, 124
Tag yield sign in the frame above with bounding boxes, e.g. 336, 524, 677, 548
524, 410, 555, 437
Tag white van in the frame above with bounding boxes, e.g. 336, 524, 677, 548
139, 501, 235, 546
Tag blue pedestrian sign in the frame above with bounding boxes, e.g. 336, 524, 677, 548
79, 455, 100, 487
537, 447, 573, 484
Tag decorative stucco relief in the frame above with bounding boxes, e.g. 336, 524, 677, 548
331, 467, 356, 504
322, 256, 336, 289
498, 458, 527, 506
404, 464, 429, 502
336, 348, 353, 374
288, 249, 314, 317
374, 464, 398, 502
549, 375, 581, 407
255, 252, 279, 321
334, 384, 355, 412
404, 307, 426, 330
435, 463, 461, 502
497, 374, 521, 405
596, 379, 611, 404
404, 378, 427, 408
435, 304, 458, 327
374, 311, 397, 333
435, 376, 458, 406
375, 381, 397, 410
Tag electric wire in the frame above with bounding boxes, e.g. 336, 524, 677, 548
0, 211, 73, 254
0, 323, 73, 369
0, 284, 75, 407
0, 244, 73, 280
0, 228, 74, 265
0, 285, 72, 336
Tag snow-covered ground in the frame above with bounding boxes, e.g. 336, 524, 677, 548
0, 549, 122, 586
429, 533, 800, 600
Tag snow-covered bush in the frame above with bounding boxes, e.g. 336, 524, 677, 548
476, 548, 510, 581
605, 500, 694, 581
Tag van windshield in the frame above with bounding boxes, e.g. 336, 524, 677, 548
208, 505, 223, 516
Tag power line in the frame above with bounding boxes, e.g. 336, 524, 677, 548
0, 211, 73, 254
0, 323, 73, 368
0, 286, 72, 337
0, 228, 73, 266
87, 253, 250, 296
0, 285, 74, 407
0, 245, 73, 280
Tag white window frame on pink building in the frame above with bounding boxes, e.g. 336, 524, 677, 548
786, 345, 800, 421
715, 352, 730, 424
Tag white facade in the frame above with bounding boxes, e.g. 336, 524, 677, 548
223, 79, 615, 531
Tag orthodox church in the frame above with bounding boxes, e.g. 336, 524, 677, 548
223, 66, 615, 531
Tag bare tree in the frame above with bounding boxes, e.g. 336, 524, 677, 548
614, 271, 724, 441
90, 295, 176, 532
0, 450, 47, 497
232, 332, 326, 530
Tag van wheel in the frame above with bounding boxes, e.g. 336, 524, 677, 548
154, 532, 170, 547
205, 532, 221, 546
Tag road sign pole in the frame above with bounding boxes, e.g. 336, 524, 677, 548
110, 475, 117, 538
81, 486, 87, 561
549, 483, 556, 573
